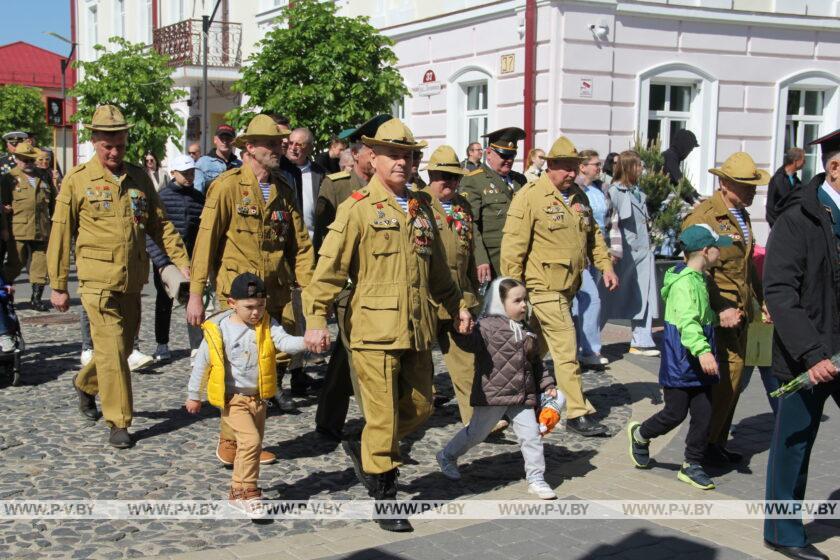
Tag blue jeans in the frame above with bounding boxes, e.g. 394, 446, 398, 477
572, 266, 602, 357
740, 365, 780, 415
631, 309, 655, 348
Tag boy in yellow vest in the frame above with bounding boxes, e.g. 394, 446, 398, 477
185, 273, 304, 513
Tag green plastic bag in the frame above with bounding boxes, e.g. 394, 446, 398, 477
745, 321, 773, 367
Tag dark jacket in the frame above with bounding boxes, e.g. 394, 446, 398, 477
458, 314, 555, 407
765, 165, 802, 227
661, 129, 700, 203
145, 179, 205, 269
764, 174, 840, 380
314, 151, 339, 174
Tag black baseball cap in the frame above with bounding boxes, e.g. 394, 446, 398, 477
229, 273, 266, 299
215, 124, 236, 138
810, 128, 840, 166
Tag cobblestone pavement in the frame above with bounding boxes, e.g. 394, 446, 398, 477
0, 279, 632, 559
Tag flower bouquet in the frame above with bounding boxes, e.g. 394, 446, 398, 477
770, 353, 840, 399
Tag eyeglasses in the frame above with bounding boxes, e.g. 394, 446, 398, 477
188, 151, 200, 156
583, 162, 602, 168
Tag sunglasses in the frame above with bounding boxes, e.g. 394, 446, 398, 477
440, 172, 462, 182
188, 151, 200, 155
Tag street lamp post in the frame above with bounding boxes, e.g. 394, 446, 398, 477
203, 0, 223, 153
45, 32, 76, 174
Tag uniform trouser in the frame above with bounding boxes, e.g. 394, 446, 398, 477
351, 348, 434, 474
707, 324, 748, 446
5, 239, 47, 284
572, 266, 603, 357
531, 291, 596, 420
75, 291, 140, 429
436, 319, 475, 425
153, 267, 203, 349
223, 394, 267, 490
639, 386, 712, 463
765, 378, 840, 547
443, 404, 545, 483
315, 288, 364, 433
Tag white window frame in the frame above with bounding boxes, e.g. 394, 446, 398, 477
464, 82, 489, 148
646, 82, 697, 150
773, 71, 840, 179
636, 63, 719, 196
86, 3, 98, 60
446, 66, 495, 157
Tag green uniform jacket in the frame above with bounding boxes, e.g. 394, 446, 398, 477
314, 169, 367, 254
458, 163, 524, 274
1, 167, 56, 241
682, 191, 762, 322
47, 156, 189, 294
303, 176, 466, 351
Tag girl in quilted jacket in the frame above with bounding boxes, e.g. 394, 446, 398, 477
436, 277, 559, 499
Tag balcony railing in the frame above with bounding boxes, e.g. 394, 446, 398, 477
153, 19, 242, 69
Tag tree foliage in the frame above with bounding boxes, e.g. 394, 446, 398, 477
0, 85, 50, 147
70, 37, 182, 164
230, 0, 408, 151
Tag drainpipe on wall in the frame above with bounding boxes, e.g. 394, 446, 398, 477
152, 0, 158, 30
70, 0, 77, 167
523, 0, 537, 161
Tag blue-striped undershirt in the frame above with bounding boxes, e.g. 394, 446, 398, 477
559, 190, 571, 205
394, 194, 409, 213
259, 182, 271, 202
440, 200, 453, 214
730, 208, 751, 245
26, 176, 36, 188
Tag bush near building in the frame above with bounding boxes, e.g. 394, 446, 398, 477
0, 84, 50, 148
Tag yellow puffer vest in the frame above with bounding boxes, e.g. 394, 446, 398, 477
200, 311, 278, 408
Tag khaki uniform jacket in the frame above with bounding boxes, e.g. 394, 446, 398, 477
1, 167, 56, 241
189, 164, 314, 310
47, 156, 189, 294
303, 176, 466, 351
459, 164, 525, 270
682, 191, 762, 321
314, 169, 367, 254
416, 190, 480, 318
500, 174, 613, 303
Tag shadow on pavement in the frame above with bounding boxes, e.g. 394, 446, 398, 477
132, 405, 213, 442
578, 527, 722, 559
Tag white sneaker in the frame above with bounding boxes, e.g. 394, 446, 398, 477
0, 334, 14, 353
80, 349, 93, 367
599, 355, 609, 365
436, 451, 461, 481
528, 480, 557, 500
579, 354, 604, 368
629, 347, 661, 358
127, 349, 154, 371
153, 344, 171, 362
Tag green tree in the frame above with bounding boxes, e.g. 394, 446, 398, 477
70, 37, 182, 164
230, 0, 408, 150
0, 85, 50, 148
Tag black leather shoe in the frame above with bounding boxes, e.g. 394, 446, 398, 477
30, 284, 51, 312
289, 369, 323, 397
372, 470, 413, 533
377, 517, 413, 532
108, 427, 132, 449
705, 444, 743, 465
566, 415, 607, 437
72, 374, 99, 420
764, 540, 829, 560
342, 439, 374, 492
273, 390, 297, 413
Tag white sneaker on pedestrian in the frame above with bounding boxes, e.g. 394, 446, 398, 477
0, 334, 14, 353
629, 347, 661, 358
153, 344, 171, 362
579, 354, 605, 368
598, 355, 609, 365
436, 451, 461, 481
128, 349, 154, 371
80, 349, 93, 367
527, 480, 557, 500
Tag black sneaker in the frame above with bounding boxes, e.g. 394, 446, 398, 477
678, 462, 715, 490
342, 439, 374, 492
704, 443, 743, 465
626, 421, 650, 468
108, 427, 132, 449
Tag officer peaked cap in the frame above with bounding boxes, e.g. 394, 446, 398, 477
483, 127, 526, 157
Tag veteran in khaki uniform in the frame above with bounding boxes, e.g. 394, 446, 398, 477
47, 105, 190, 448
0, 142, 56, 311
682, 152, 768, 464
186, 114, 315, 464
459, 127, 528, 283
501, 136, 618, 437
303, 119, 471, 533
415, 145, 480, 425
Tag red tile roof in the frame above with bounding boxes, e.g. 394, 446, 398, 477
0, 41, 75, 90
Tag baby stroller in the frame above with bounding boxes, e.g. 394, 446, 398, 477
0, 284, 23, 387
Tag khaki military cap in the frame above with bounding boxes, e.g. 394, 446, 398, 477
233, 114, 290, 148
361, 118, 428, 150
709, 152, 770, 186
12, 142, 44, 161
543, 136, 585, 162
423, 145, 468, 175
86, 105, 133, 132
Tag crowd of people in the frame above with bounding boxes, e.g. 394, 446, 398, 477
1, 104, 838, 558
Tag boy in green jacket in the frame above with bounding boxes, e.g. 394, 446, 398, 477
626, 225, 730, 490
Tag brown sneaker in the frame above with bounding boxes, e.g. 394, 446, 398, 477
260, 449, 277, 465
239, 487, 267, 519
216, 438, 236, 466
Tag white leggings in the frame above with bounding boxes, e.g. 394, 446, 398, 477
443, 404, 545, 483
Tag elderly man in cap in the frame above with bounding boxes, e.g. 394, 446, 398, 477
0, 142, 57, 311
460, 127, 528, 283
47, 105, 190, 448
501, 136, 618, 437
194, 124, 242, 193
683, 152, 769, 465
187, 114, 315, 465
312, 114, 391, 441
0, 131, 28, 176
303, 118, 472, 532
762, 130, 840, 560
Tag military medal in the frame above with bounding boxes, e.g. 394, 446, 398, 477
376, 202, 385, 219
128, 189, 146, 228
408, 198, 434, 255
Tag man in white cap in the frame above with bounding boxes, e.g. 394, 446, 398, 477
0, 131, 28, 175
145, 154, 205, 362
